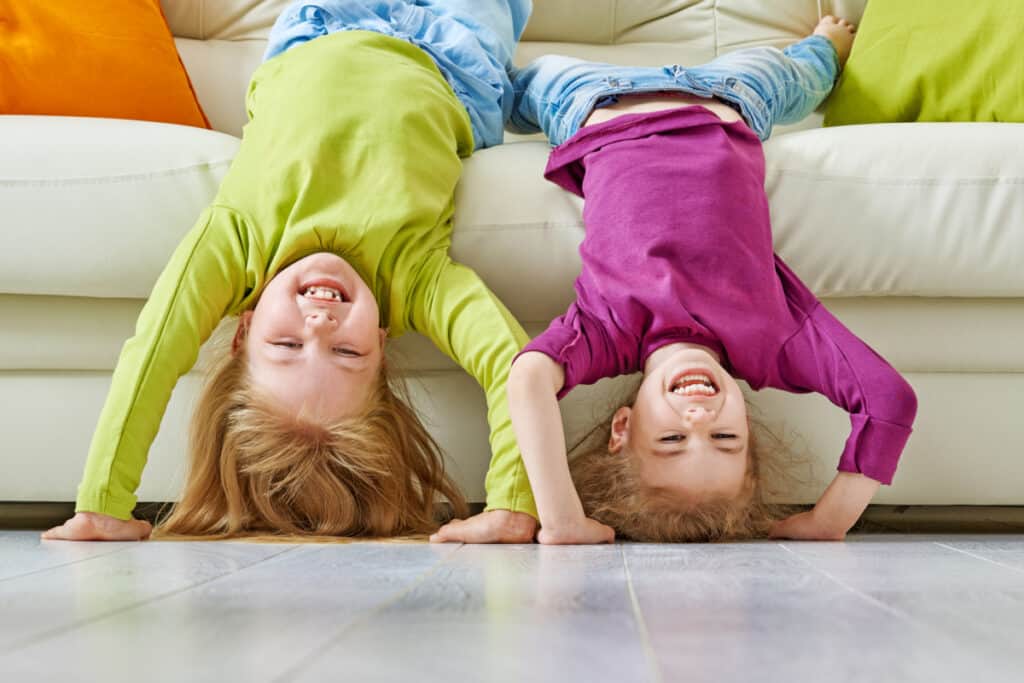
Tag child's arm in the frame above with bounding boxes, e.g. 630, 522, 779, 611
409, 254, 538, 530
768, 300, 918, 540
506, 352, 614, 544
769, 471, 880, 540
60, 206, 252, 535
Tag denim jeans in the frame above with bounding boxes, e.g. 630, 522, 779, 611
510, 35, 839, 146
264, 0, 532, 150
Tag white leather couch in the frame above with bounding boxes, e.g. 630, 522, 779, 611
2, 0, 1022, 511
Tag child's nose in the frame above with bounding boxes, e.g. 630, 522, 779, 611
684, 406, 714, 423
306, 310, 337, 328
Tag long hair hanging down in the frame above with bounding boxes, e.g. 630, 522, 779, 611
154, 325, 467, 539
568, 392, 796, 542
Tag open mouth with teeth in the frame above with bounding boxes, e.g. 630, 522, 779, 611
669, 370, 719, 397
300, 280, 348, 303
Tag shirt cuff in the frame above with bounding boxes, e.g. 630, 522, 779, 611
836, 414, 913, 485
75, 486, 138, 521
484, 489, 539, 520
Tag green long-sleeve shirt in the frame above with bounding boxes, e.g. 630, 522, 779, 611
75, 31, 536, 521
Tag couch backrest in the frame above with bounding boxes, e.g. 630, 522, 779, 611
162, 0, 868, 136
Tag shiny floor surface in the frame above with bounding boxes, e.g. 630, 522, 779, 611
1, 531, 1023, 682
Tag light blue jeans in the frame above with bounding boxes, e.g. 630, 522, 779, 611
510, 35, 840, 146
264, 0, 532, 150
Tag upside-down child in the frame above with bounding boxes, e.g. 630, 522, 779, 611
434, 16, 918, 544
43, 0, 541, 541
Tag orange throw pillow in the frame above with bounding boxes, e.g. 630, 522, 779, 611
0, 0, 210, 128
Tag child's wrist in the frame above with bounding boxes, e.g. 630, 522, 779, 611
537, 499, 588, 531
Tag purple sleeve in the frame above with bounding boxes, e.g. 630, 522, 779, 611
515, 304, 622, 400
774, 303, 918, 484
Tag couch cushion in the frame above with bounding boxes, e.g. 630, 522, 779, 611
3, 118, 1024, 303
164, 0, 867, 138
0, 116, 237, 298
3, 294, 1022, 375
453, 124, 1024, 302
159, 0, 868, 44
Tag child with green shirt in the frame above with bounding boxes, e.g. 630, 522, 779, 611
42, 0, 539, 542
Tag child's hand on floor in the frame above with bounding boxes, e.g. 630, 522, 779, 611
430, 509, 538, 544
770, 473, 879, 541
41, 511, 152, 542
537, 517, 615, 545
768, 510, 847, 541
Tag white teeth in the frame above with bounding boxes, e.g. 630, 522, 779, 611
672, 385, 715, 395
670, 373, 717, 395
303, 286, 341, 301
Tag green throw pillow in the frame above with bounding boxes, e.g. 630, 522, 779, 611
824, 0, 1024, 126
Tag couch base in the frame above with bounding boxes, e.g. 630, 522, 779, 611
3, 366, 1022, 506
6, 502, 1024, 533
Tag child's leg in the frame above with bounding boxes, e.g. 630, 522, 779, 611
512, 34, 840, 146
264, 1, 531, 151
416, 0, 531, 69
413, 0, 532, 149
682, 35, 839, 134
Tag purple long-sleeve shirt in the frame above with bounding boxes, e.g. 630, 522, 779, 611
521, 106, 917, 484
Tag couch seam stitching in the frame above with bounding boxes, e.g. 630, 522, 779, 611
765, 170, 1024, 186
0, 160, 235, 187
713, 0, 720, 56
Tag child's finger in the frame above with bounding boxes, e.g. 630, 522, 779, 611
429, 520, 463, 543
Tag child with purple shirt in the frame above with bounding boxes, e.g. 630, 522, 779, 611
434, 16, 918, 544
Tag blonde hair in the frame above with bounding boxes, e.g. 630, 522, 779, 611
569, 392, 793, 542
154, 325, 467, 540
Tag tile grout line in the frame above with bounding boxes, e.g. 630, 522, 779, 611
777, 542, 925, 624
0, 541, 139, 584
0, 543, 303, 655
933, 542, 1024, 575
273, 542, 465, 683
620, 546, 666, 683
778, 540, 1024, 672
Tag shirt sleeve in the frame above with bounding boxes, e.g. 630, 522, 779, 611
517, 303, 627, 400
774, 302, 918, 485
75, 206, 254, 519
409, 253, 536, 518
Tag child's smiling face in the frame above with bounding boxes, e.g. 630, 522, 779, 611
609, 343, 752, 504
236, 252, 387, 421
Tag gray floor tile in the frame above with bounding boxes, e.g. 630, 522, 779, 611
624, 541, 1024, 683
0, 531, 136, 582
2, 532, 1023, 683
288, 544, 655, 683
779, 537, 1024, 681
0, 541, 457, 683
0, 539, 295, 653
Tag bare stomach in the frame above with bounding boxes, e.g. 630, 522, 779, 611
583, 92, 745, 128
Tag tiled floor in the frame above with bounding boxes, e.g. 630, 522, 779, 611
2, 530, 1023, 682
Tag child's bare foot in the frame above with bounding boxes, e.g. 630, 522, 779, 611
813, 15, 857, 67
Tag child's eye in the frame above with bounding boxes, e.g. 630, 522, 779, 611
273, 341, 302, 349
713, 434, 736, 439
660, 434, 684, 443
333, 348, 361, 357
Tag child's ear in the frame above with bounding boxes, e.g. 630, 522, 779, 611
608, 406, 632, 454
232, 311, 254, 356
378, 327, 389, 351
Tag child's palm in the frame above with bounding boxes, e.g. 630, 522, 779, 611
41, 512, 152, 542
537, 517, 615, 545
430, 510, 538, 544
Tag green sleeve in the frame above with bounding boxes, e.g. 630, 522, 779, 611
75, 206, 255, 520
410, 254, 537, 519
